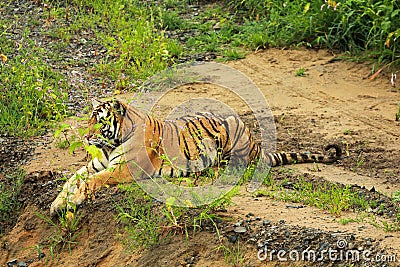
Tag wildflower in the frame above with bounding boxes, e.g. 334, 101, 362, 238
321, 0, 339, 11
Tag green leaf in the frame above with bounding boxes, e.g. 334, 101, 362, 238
54, 129, 63, 138
85, 144, 103, 161
69, 141, 83, 154
166, 196, 176, 209
94, 123, 102, 130
54, 123, 70, 138
78, 127, 89, 137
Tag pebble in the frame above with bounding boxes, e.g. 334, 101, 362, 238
285, 230, 290, 237
227, 235, 238, 243
234, 221, 242, 227
234, 226, 247, 233
7, 259, 17, 267
263, 220, 271, 226
286, 204, 304, 209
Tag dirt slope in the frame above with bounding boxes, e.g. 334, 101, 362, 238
2, 48, 400, 267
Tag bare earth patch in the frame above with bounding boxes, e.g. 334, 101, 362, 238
1, 49, 400, 266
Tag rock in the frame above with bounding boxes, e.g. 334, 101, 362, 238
285, 230, 290, 237
234, 226, 247, 233
246, 212, 254, 217
212, 22, 221, 30
263, 220, 271, 226
7, 259, 17, 267
319, 242, 329, 251
17, 262, 27, 267
234, 221, 242, 227
227, 235, 238, 243
286, 204, 304, 209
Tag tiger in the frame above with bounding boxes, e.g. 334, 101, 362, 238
50, 99, 341, 215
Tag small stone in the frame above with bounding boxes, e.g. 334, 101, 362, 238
348, 243, 355, 250
319, 243, 329, 251
366, 240, 372, 246
234, 221, 242, 227
234, 226, 247, 233
7, 259, 17, 267
246, 212, 255, 217
213, 22, 221, 30
17, 262, 27, 267
263, 220, 271, 226
279, 219, 285, 224
227, 235, 238, 243
255, 216, 261, 221
357, 247, 363, 251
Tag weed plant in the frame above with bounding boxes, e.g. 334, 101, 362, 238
0, 170, 24, 235
0, 32, 67, 136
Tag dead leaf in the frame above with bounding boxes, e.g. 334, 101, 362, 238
0, 54, 7, 63
369, 68, 382, 80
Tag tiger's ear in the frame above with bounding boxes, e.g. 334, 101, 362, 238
92, 99, 102, 109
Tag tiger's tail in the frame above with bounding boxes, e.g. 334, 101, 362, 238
263, 144, 342, 167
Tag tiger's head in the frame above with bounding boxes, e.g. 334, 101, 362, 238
86, 99, 126, 149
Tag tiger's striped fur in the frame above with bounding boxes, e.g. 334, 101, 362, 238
50, 99, 341, 215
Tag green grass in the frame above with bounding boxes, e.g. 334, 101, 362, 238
2, 0, 399, 136
47, 0, 183, 81
0, 170, 24, 235
0, 30, 68, 136
178, 0, 400, 67
115, 179, 237, 251
36, 205, 83, 257
295, 67, 306, 77
279, 178, 370, 216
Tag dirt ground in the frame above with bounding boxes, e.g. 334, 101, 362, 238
1, 48, 400, 266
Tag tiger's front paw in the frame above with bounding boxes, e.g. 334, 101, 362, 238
50, 179, 87, 216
